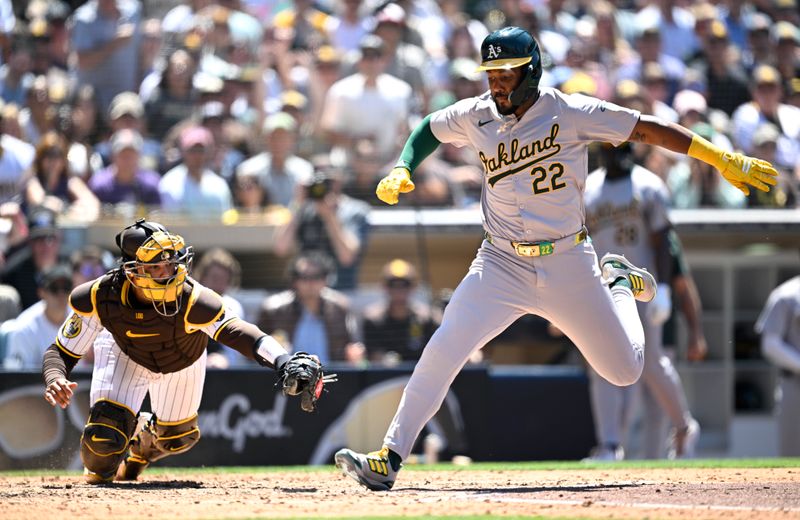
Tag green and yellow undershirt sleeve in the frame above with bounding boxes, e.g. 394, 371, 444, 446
395, 114, 442, 174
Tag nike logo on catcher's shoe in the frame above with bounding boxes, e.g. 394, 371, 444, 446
126, 330, 160, 338
367, 458, 389, 476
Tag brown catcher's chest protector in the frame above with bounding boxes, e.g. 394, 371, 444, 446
82, 273, 220, 373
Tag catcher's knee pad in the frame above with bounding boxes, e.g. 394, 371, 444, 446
80, 400, 137, 478
130, 414, 200, 464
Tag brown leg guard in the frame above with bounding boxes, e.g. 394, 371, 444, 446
116, 413, 200, 481
80, 400, 138, 484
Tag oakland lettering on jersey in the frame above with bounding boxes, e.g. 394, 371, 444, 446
479, 123, 562, 187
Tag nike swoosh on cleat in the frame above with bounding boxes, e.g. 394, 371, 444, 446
126, 330, 160, 338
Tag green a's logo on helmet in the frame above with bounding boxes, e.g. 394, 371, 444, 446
486, 44, 502, 60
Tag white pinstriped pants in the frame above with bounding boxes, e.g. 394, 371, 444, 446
90, 330, 207, 421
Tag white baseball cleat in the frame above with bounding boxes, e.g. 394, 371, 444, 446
581, 445, 625, 462
668, 418, 701, 459
600, 253, 657, 302
334, 446, 399, 491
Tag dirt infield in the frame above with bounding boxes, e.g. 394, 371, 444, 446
2, 467, 799, 519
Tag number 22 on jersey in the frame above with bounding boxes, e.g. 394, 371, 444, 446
529, 162, 566, 194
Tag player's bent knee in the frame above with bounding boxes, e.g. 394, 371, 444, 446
614, 372, 642, 387
607, 364, 643, 387
598, 355, 644, 386
81, 400, 137, 477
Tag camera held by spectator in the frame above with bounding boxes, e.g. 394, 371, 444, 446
273, 165, 370, 291
306, 174, 332, 201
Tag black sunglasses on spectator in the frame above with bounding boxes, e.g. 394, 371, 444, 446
386, 278, 412, 289
295, 272, 325, 281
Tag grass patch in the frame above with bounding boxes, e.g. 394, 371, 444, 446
3, 458, 799, 478
447, 458, 800, 471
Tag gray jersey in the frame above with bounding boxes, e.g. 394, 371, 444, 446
430, 87, 639, 242
756, 276, 800, 359
584, 165, 671, 274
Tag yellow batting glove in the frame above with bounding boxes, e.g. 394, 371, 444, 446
716, 153, 778, 196
376, 167, 415, 205
687, 135, 778, 196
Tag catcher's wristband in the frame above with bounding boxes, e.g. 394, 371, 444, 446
253, 335, 289, 368
687, 134, 724, 171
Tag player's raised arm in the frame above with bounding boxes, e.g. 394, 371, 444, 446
376, 114, 442, 205
194, 290, 333, 413
628, 114, 778, 195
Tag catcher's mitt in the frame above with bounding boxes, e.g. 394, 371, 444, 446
276, 352, 337, 412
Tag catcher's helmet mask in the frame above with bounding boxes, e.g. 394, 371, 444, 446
477, 27, 543, 111
115, 219, 195, 317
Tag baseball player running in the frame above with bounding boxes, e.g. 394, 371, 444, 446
334, 26, 776, 491
635, 226, 708, 458
757, 273, 800, 456
42, 219, 329, 484
583, 143, 699, 460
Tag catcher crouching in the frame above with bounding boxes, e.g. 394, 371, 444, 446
41, 219, 332, 484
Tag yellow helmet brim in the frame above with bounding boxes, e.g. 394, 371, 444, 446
475, 56, 532, 71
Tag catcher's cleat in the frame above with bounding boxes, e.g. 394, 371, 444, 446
115, 412, 152, 481
115, 454, 149, 481
600, 253, 657, 303
334, 446, 400, 491
84, 467, 114, 485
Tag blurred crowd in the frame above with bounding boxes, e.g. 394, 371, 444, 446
0, 0, 795, 223
0, 213, 452, 372
0, 0, 799, 371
